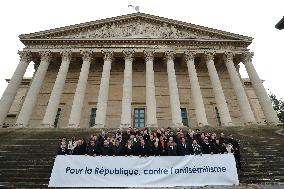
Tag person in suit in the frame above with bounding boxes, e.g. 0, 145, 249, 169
191, 139, 202, 155
137, 139, 150, 157
100, 140, 114, 156
124, 139, 135, 156
211, 139, 222, 154
115, 128, 122, 140
57, 140, 69, 155
112, 140, 124, 156
166, 137, 178, 156
97, 131, 108, 147
147, 134, 157, 156
143, 129, 150, 142
219, 133, 228, 146
122, 129, 131, 143
86, 140, 99, 156
228, 135, 243, 171
177, 137, 191, 156
72, 139, 86, 155
67, 136, 77, 155
201, 137, 213, 154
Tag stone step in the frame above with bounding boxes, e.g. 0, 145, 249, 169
0, 177, 50, 182
0, 181, 48, 188
0, 172, 51, 178
1, 164, 51, 168
0, 127, 283, 187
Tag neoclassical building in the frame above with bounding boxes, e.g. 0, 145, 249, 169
0, 13, 279, 128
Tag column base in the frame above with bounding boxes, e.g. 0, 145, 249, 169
171, 122, 185, 127
221, 122, 234, 127
120, 123, 131, 128
14, 123, 28, 128
244, 121, 258, 126
40, 123, 54, 128
68, 124, 80, 128
267, 121, 282, 126
93, 123, 105, 128
197, 122, 209, 127
146, 123, 158, 127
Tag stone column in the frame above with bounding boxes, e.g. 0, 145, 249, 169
242, 52, 280, 124
165, 51, 183, 127
120, 50, 134, 128
16, 51, 52, 127
204, 51, 233, 126
42, 50, 72, 127
95, 51, 113, 128
224, 52, 256, 125
68, 50, 92, 127
0, 51, 31, 126
144, 50, 158, 127
184, 51, 208, 127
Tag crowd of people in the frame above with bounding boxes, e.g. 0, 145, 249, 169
57, 127, 243, 171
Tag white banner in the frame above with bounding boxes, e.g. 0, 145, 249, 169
48, 154, 239, 187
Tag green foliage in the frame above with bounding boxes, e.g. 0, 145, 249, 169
269, 92, 284, 124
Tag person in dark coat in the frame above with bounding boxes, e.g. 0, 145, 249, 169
186, 132, 195, 146
152, 141, 160, 156
124, 140, 135, 156
201, 137, 213, 154
219, 133, 228, 146
211, 139, 221, 154
191, 139, 202, 155
137, 139, 150, 157
166, 137, 178, 156
112, 140, 124, 156
177, 137, 191, 156
147, 134, 157, 156
157, 135, 167, 156
228, 135, 243, 171
143, 130, 150, 142
57, 141, 69, 155
100, 140, 114, 156
73, 139, 87, 155
86, 140, 99, 156
97, 131, 108, 147
122, 129, 131, 143
195, 129, 202, 144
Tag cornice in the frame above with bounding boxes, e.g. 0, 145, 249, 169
21, 38, 251, 47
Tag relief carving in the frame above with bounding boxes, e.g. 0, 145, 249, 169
55, 21, 215, 39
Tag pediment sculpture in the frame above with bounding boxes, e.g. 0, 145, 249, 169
55, 21, 217, 40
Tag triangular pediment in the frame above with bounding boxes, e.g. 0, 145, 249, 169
53, 21, 205, 39
19, 13, 252, 42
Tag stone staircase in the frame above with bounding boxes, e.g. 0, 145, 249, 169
0, 127, 283, 188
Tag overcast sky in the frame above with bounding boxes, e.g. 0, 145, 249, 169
0, 0, 283, 99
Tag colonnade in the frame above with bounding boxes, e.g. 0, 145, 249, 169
0, 49, 279, 128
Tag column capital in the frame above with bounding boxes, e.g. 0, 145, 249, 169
123, 50, 135, 61
39, 51, 52, 62
204, 51, 215, 62
164, 51, 175, 61
223, 51, 234, 63
60, 50, 72, 62
241, 52, 254, 63
102, 50, 114, 61
144, 50, 155, 62
184, 51, 196, 62
18, 51, 32, 62
80, 50, 93, 62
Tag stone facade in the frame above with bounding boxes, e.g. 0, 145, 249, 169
0, 13, 279, 128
